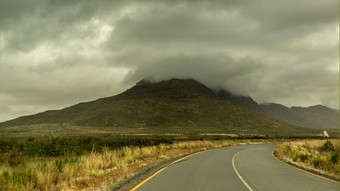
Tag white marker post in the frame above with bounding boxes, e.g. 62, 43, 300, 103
323, 131, 329, 138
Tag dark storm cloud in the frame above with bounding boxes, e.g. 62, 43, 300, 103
0, 0, 338, 122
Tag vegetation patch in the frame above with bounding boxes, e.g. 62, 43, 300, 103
274, 139, 339, 181
0, 135, 274, 191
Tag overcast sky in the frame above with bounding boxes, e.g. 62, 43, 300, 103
0, 0, 339, 122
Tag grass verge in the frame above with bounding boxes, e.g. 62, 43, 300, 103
274, 139, 339, 181
0, 139, 272, 190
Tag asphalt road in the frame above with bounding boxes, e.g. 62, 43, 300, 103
133, 143, 339, 191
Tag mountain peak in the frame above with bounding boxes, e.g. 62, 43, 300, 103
135, 79, 151, 86
120, 78, 217, 100
135, 78, 206, 88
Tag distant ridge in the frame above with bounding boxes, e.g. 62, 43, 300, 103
217, 90, 269, 115
260, 103, 314, 129
0, 79, 310, 135
257, 103, 339, 130
290, 105, 339, 129
212, 90, 339, 130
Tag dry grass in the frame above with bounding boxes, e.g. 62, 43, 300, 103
275, 139, 339, 180
0, 139, 261, 191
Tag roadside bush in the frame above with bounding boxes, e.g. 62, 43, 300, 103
282, 145, 292, 155
299, 153, 310, 162
15, 137, 79, 157
312, 156, 324, 168
320, 140, 335, 152
330, 152, 339, 164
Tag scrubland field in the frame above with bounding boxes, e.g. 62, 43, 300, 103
0, 134, 336, 190
275, 139, 339, 180
0, 134, 274, 191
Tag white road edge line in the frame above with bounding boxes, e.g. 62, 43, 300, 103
232, 150, 254, 191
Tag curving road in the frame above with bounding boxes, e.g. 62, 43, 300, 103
132, 143, 339, 191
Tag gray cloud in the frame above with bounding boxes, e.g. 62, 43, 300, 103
123, 53, 264, 94
0, 0, 338, 122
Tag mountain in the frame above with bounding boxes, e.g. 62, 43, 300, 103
217, 90, 269, 115
258, 103, 339, 130
0, 79, 309, 135
213, 88, 338, 130
260, 103, 314, 128
291, 105, 339, 129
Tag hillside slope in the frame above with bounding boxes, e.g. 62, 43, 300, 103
261, 103, 314, 127
291, 105, 339, 129
259, 103, 339, 130
216, 92, 339, 130
0, 79, 308, 135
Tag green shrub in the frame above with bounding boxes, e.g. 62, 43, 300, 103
330, 152, 339, 164
312, 157, 323, 167
14, 137, 79, 157
292, 155, 298, 162
320, 140, 335, 152
312, 156, 328, 168
283, 146, 292, 155
299, 153, 310, 162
